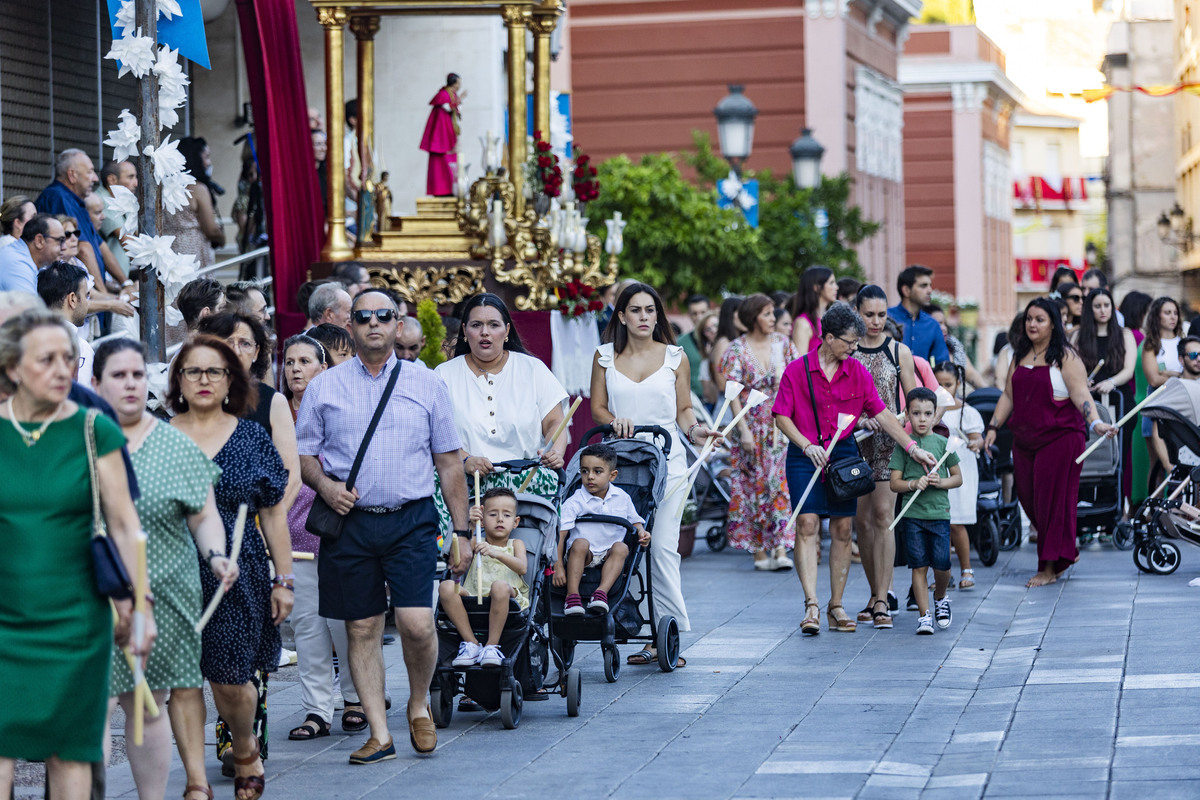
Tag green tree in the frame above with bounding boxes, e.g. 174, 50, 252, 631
416, 298, 446, 367
586, 133, 880, 301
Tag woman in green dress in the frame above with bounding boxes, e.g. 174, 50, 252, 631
0, 310, 151, 800
92, 339, 237, 800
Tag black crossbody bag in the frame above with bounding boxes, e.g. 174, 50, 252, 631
804, 354, 875, 504
306, 362, 401, 540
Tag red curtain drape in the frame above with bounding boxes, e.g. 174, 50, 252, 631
511, 310, 596, 462
236, 0, 324, 339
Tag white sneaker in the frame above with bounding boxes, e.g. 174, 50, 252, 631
916, 614, 934, 635
935, 597, 952, 630
278, 647, 297, 667
773, 550, 794, 571
479, 644, 504, 667
333, 690, 345, 711
452, 641, 483, 667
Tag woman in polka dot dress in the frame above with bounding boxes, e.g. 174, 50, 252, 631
92, 340, 238, 800
168, 336, 293, 800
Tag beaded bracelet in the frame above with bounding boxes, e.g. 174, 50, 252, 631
686, 423, 702, 444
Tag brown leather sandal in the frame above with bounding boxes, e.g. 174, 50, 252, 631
183, 786, 213, 800
801, 601, 821, 635
826, 604, 857, 633
233, 741, 265, 800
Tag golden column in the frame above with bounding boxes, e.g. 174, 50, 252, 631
503, 5, 531, 217
351, 15, 380, 241
318, 7, 353, 261
530, 14, 557, 142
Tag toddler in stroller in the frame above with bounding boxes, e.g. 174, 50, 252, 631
440, 488, 530, 669
554, 444, 650, 616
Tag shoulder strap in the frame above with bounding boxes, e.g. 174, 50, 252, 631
83, 409, 104, 537
803, 353, 825, 446
345, 362, 401, 492
881, 337, 902, 409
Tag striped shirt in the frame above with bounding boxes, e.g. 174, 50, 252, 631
296, 352, 461, 508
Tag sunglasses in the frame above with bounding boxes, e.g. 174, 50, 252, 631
1066, 294, 1082, 302
1186, 352, 1200, 361
63, 230, 79, 238
352, 308, 397, 325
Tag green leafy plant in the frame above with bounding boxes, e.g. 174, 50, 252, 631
417, 298, 447, 367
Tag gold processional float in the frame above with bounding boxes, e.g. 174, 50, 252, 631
309, 0, 622, 311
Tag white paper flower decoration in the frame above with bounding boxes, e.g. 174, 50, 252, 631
157, 0, 182, 19
157, 250, 199, 289
155, 46, 189, 97
104, 110, 141, 163
163, 306, 184, 328
144, 135, 187, 183
161, 170, 195, 214
124, 234, 175, 269
105, 30, 156, 79
106, 185, 140, 234
159, 105, 180, 131
115, 0, 135, 32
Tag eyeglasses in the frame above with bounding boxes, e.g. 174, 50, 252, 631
226, 338, 257, 353
181, 367, 230, 382
836, 336, 860, 349
352, 308, 397, 325
63, 230, 79, 238
1066, 294, 1082, 302
1186, 352, 1200, 361
46, 235, 67, 245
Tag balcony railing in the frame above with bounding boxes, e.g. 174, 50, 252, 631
1012, 177, 1088, 210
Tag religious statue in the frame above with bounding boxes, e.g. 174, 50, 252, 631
375, 171, 393, 232
419, 73, 465, 197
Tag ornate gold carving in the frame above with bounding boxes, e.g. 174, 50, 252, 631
316, 7, 347, 27
349, 15, 381, 39
529, 16, 557, 35
501, 5, 530, 26
369, 264, 485, 306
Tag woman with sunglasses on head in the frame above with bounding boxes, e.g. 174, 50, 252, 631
1056, 282, 1083, 333
432, 292, 569, 542
169, 336, 292, 800
1072, 288, 1137, 513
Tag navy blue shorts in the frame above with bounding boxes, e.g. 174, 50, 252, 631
318, 498, 438, 620
785, 438, 861, 519
899, 518, 951, 571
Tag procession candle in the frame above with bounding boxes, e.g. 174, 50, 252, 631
291, 551, 315, 561
1075, 382, 1171, 464
518, 397, 583, 493
132, 530, 148, 746
195, 504, 248, 633
785, 414, 856, 531
109, 600, 160, 718
668, 389, 767, 503
683, 382, 744, 482
474, 471, 483, 599
1088, 359, 1106, 382
889, 437, 964, 531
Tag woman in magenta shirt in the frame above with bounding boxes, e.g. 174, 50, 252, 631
773, 303, 936, 635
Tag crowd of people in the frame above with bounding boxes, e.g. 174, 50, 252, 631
0, 148, 1179, 800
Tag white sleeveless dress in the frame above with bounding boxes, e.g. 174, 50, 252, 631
597, 343, 690, 631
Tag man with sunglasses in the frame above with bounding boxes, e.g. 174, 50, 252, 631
0, 213, 63, 294
296, 288, 469, 764
1178, 337, 1200, 381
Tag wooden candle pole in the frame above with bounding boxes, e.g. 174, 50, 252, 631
131, 530, 149, 746
196, 505, 248, 633
518, 396, 583, 493
474, 471, 483, 599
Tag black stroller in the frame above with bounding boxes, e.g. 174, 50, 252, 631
680, 431, 733, 552
430, 461, 580, 729
1124, 378, 1200, 574
1077, 391, 1127, 547
966, 388, 1022, 552
550, 425, 682, 683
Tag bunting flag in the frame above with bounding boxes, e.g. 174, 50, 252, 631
1083, 83, 1200, 103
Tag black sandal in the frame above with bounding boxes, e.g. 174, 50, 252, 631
872, 599, 893, 630
288, 713, 330, 741
341, 704, 368, 732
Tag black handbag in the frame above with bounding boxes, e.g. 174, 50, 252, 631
804, 354, 875, 504
84, 409, 134, 600
306, 362, 401, 540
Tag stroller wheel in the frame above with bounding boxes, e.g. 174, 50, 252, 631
1113, 521, 1135, 551
656, 616, 680, 672
430, 681, 453, 729
603, 645, 620, 683
706, 524, 728, 552
975, 515, 999, 567
500, 678, 523, 730
1147, 541, 1182, 575
564, 667, 582, 717
998, 511, 1021, 551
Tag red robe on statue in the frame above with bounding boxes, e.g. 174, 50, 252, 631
419, 87, 459, 197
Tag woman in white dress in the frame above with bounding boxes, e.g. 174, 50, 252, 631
433, 293, 569, 535
590, 283, 720, 667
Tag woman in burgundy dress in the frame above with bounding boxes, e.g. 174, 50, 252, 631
986, 298, 1116, 587
419, 73, 464, 197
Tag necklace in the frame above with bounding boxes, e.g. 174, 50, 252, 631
122, 414, 156, 452
7, 396, 65, 447
1032, 346, 1049, 362
466, 351, 508, 386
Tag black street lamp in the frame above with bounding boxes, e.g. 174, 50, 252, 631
713, 85, 758, 177
789, 128, 825, 190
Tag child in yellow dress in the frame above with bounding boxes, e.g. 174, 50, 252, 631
438, 488, 530, 667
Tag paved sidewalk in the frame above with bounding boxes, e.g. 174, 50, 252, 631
99, 532, 1200, 799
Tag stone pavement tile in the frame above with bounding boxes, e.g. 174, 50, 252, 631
735, 771, 866, 798
1111, 765, 1200, 782
1112, 744, 1200, 766
1110, 781, 1200, 800
931, 754, 999, 775
920, 787, 984, 800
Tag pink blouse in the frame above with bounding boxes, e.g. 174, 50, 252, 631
773, 352, 886, 446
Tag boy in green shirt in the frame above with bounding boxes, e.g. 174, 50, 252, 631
889, 387, 963, 635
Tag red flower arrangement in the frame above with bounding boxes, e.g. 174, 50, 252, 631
529, 131, 564, 198
572, 146, 600, 203
556, 280, 604, 318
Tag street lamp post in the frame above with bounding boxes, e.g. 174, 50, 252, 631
789, 128, 825, 190
1159, 202, 1200, 251
713, 85, 758, 177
